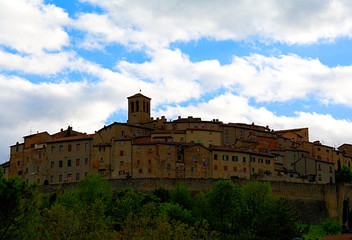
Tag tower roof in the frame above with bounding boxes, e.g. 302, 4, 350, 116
127, 93, 151, 100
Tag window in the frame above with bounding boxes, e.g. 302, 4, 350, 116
59, 174, 63, 182
99, 146, 105, 152
318, 174, 322, 181
39, 153, 42, 158
222, 155, 229, 161
191, 167, 194, 172
232, 156, 238, 162
59, 145, 63, 152
225, 137, 229, 143
120, 161, 124, 166
136, 100, 139, 111
51, 146, 55, 153
214, 165, 218, 170
76, 144, 80, 151
68, 145, 72, 152
85, 158, 88, 166
67, 173, 72, 180
243, 167, 247, 172
265, 159, 271, 164
243, 157, 246, 162
50, 175, 54, 183
85, 172, 88, 177
50, 161, 54, 168
18, 171, 22, 176
225, 129, 229, 134
121, 130, 125, 136
214, 154, 218, 160
318, 163, 321, 170
67, 159, 71, 167
59, 160, 63, 168
137, 148, 141, 153
17, 161, 20, 166
137, 160, 141, 165
167, 163, 171, 169
193, 156, 197, 162
85, 143, 89, 150
148, 159, 152, 164
37, 179, 40, 184
143, 101, 146, 112
168, 145, 171, 149
76, 159, 80, 166
139, 169, 142, 173
250, 157, 255, 162
37, 166, 40, 172
131, 101, 135, 112
233, 167, 237, 172
329, 166, 333, 173
224, 166, 228, 171
99, 159, 104, 166
148, 148, 152, 153
252, 168, 255, 173
76, 173, 80, 181
317, 147, 321, 151
148, 168, 152, 173
120, 141, 124, 146
120, 150, 124, 156
136, 131, 141, 136
258, 158, 263, 163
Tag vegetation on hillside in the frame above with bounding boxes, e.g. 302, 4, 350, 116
0, 168, 301, 240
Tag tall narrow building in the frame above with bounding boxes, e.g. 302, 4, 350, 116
127, 93, 151, 124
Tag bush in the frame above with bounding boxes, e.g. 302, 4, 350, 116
322, 218, 342, 235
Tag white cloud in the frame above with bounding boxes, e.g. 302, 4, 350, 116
115, 48, 352, 108
76, 0, 352, 49
0, 0, 69, 54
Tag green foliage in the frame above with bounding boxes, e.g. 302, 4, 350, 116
0, 172, 40, 240
0, 171, 301, 240
242, 182, 299, 240
171, 182, 194, 210
263, 170, 272, 176
159, 202, 194, 224
335, 165, 352, 183
76, 173, 113, 207
153, 187, 170, 203
207, 180, 248, 237
322, 218, 342, 235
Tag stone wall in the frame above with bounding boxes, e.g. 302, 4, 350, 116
39, 178, 352, 225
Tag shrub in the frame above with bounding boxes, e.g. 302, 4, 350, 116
322, 218, 342, 235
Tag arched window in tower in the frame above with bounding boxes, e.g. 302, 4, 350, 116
143, 101, 146, 112
136, 100, 139, 112
131, 101, 134, 113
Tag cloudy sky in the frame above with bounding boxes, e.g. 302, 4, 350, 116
1, 0, 352, 163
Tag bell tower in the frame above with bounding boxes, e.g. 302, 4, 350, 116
127, 93, 151, 124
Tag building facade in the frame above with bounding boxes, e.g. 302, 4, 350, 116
6, 93, 342, 184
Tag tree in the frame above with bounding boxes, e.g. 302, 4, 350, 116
0, 169, 40, 240
171, 182, 194, 210
243, 182, 299, 240
207, 180, 249, 238
335, 165, 352, 183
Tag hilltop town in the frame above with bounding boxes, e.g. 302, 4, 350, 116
2, 93, 352, 185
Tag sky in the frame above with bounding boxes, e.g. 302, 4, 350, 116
1, 0, 352, 163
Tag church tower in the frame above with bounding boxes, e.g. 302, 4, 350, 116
127, 93, 151, 124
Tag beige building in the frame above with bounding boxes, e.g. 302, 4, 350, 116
6, 93, 342, 184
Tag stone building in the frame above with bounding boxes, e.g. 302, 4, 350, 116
6, 93, 342, 185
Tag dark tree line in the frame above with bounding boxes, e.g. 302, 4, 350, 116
0, 167, 300, 240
